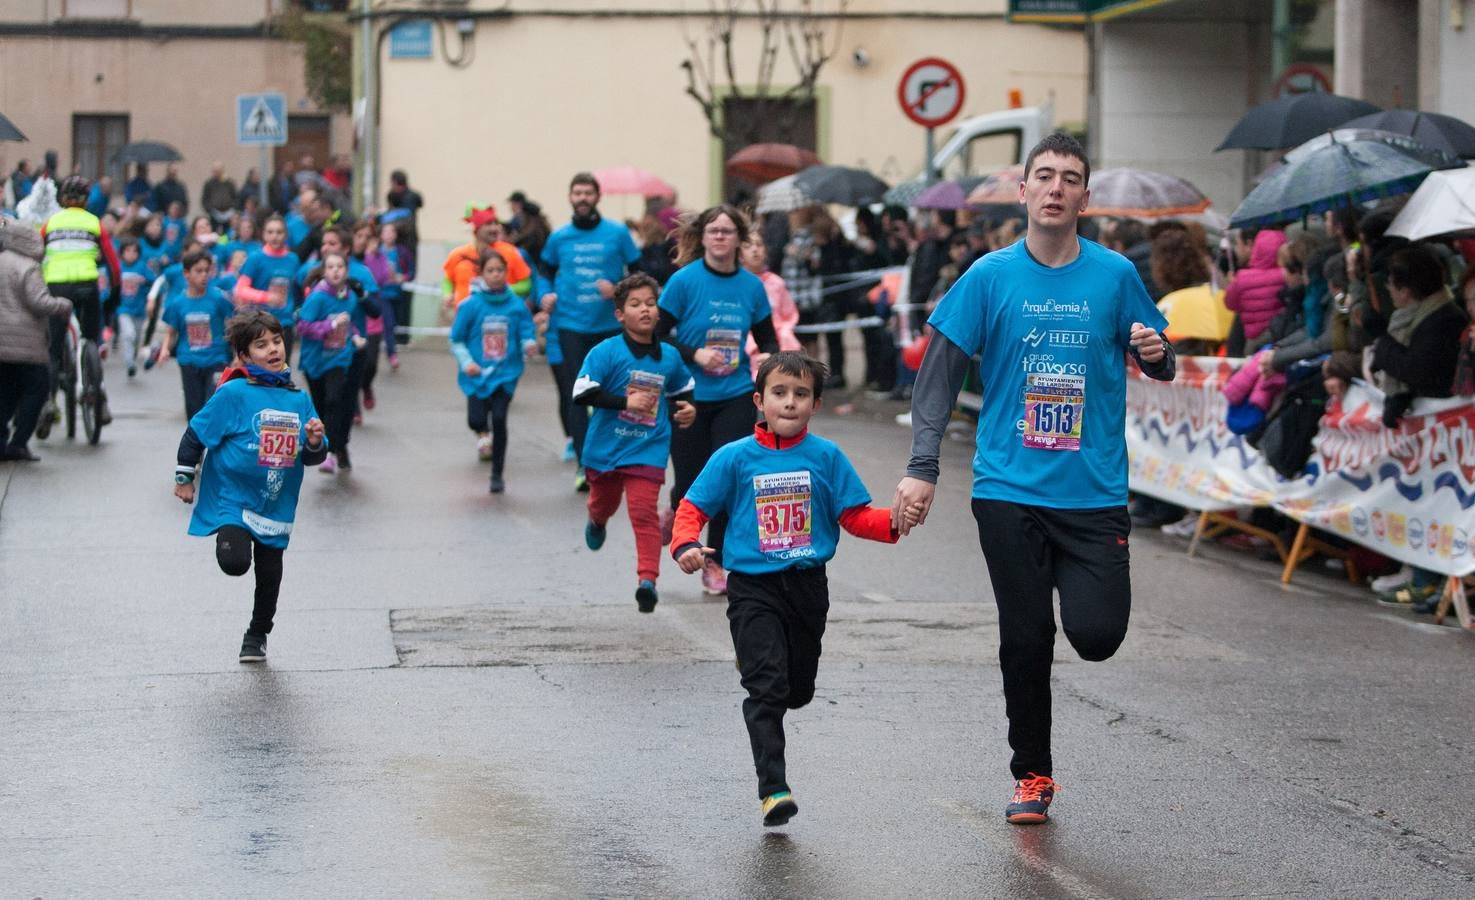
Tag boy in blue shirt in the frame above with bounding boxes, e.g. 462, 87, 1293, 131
671, 352, 913, 827
172, 309, 328, 662
449, 251, 537, 493
574, 273, 696, 612
158, 250, 236, 419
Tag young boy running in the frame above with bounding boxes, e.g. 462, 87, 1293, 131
574, 273, 696, 612
172, 309, 328, 662
671, 352, 915, 827
157, 249, 236, 420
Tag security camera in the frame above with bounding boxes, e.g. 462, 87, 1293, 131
852, 47, 871, 68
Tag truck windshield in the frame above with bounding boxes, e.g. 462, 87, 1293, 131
941, 130, 1023, 181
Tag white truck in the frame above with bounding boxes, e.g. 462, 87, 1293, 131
907, 103, 1056, 187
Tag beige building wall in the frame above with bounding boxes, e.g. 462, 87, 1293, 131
0, 1, 347, 208
375, 2, 1085, 244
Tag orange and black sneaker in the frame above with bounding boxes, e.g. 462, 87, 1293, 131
1005, 773, 1058, 825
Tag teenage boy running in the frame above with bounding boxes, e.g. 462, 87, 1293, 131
671, 352, 916, 827
574, 272, 696, 612
892, 132, 1175, 825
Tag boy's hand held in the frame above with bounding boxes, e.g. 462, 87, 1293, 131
673, 400, 696, 428
305, 417, 325, 447
464, 361, 482, 376
174, 482, 195, 504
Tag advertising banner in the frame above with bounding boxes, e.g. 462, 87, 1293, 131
1127, 358, 1475, 577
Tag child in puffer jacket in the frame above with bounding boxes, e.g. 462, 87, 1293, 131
1225, 229, 1288, 344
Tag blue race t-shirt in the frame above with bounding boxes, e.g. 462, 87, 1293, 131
239, 249, 300, 326
117, 259, 152, 317
162, 287, 235, 368
540, 218, 639, 334
297, 286, 358, 378
927, 236, 1170, 509
284, 211, 310, 249
161, 216, 186, 260
449, 286, 536, 398
187, 377, 322, 549
658, 260, 772, 402
684, 430, 872, 575
575, 334, 695, 473
139, 238, 170, 274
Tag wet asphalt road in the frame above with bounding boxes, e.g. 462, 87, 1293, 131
2, 340, 1473, 899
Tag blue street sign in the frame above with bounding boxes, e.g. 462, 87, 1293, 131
389, 21, 434, 59
237, 93, 287, 147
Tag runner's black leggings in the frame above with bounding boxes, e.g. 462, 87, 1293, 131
467, 388, 512, 477
306, 367, 353, 460
972, 499, 1133, 780
215, 526, 284, 635
669, 393, 755, 565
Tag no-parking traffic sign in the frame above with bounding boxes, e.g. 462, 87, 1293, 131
897, 58, 966, 129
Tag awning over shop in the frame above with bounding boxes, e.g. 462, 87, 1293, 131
1007, 0, 1183, 23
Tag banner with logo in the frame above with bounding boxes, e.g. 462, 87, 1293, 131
1127, 357, 1475, 577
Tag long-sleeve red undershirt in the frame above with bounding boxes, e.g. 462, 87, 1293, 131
669, 424, 898, 560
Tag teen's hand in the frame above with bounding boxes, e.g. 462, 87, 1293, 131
891, 476, 935, 536
692, 348, 720, 371
540, 293, 558, 312
174, 482, 195, 504
464, 361, 482, 377
1130, 323, 1165, 364
595, 279, 615, 299
351, 335, 367, 351
304, 417, 325, 448
677, 545, 714, 574
672, 400, 696, 428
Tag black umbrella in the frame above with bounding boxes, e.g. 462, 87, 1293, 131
792, 165, 889, 207
110, 141, 183, 164
1228, 133, 1463, 229
0, 112, 26, 142
1217, 93, 1380, 151
1338, 109, 1475, 158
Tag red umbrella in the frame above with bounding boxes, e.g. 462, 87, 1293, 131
591, 166, 676, 198
726, 143, 823, 184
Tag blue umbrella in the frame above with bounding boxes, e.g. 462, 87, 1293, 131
1229, 133, 1465, 229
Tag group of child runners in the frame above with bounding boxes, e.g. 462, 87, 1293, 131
167, 135, 1173, 830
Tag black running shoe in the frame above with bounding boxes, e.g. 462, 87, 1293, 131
636, 580, 658, 613
239, 631, 268, 663
1005, 773, 1058, 825
489, 475, 505, 494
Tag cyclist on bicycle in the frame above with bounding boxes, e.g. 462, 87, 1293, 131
42, 175, 121, 425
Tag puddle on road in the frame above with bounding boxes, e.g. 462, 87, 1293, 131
391, 602, 1247, 668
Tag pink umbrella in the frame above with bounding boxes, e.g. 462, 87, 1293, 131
592, 166, 677, 199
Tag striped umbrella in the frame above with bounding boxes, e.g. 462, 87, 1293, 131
755, 173, 815, 214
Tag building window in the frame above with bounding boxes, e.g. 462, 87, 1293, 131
62, 0, 131, 18
73, 114, 130, 186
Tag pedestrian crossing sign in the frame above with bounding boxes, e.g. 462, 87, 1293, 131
237, 93, 287, 146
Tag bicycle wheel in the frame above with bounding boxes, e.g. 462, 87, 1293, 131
81, 340, 103, 445
63, 342, 78, 440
